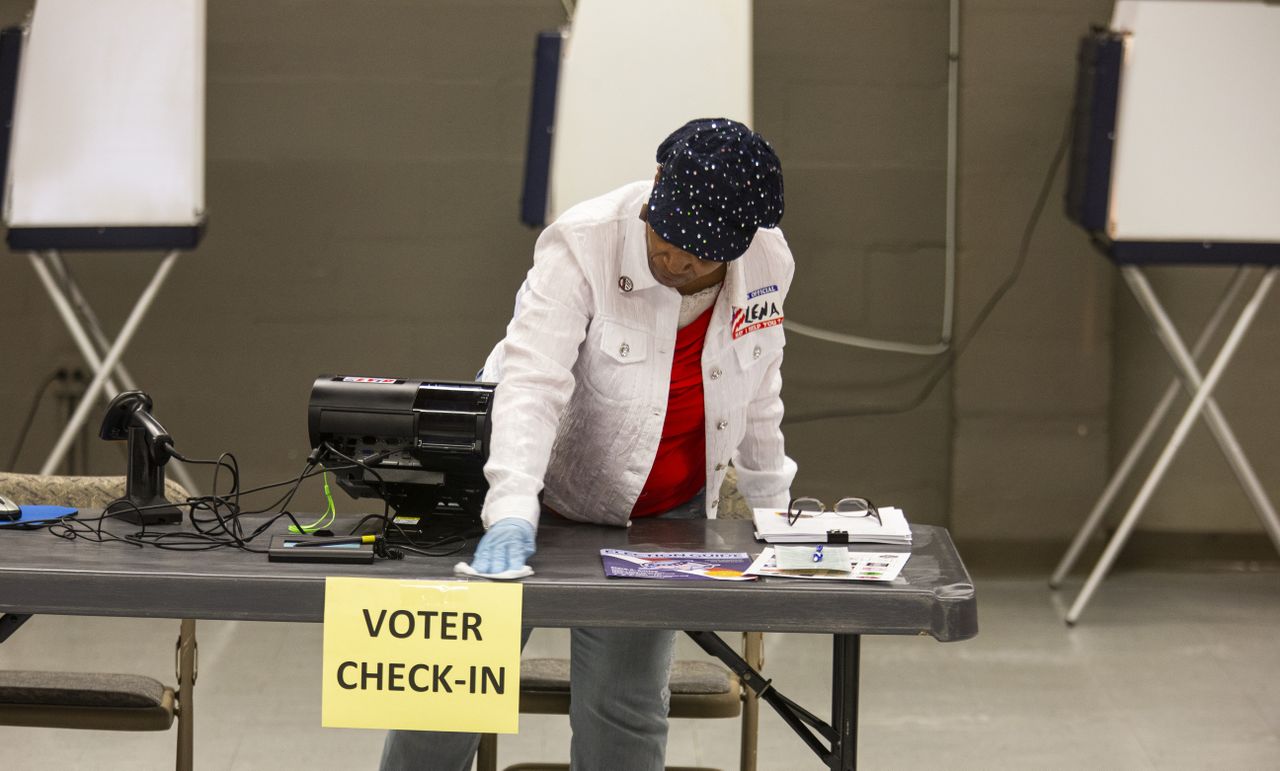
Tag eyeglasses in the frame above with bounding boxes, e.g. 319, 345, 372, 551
786, 496, 882, 527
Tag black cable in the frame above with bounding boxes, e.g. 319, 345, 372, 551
40, 441, 464, 559
319, 443, 391, 516
396, 540, 469, 558
185, 456, 316, 544
321, 443, 413, 542
783, 102, 1077, 424
319, 443, 474, 553
171, 450, 239, 493
48, 451, 313, 554
6, 370, 62, 470
343, 511, 470, 556
174, 455, 358, 538
48, 503, 147, 549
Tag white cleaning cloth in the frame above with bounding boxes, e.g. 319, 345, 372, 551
453, 562, 535, 580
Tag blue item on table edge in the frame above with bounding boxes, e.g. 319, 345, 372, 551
0, 505, 79, 529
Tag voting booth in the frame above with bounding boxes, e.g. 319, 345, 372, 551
0, 0, 206, 494
519, 0, 752, 226
1052, 0, 1280, 623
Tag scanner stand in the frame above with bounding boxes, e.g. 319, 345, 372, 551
106, 426, 182, 526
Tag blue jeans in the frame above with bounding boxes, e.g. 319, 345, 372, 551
379, 492, 706, 771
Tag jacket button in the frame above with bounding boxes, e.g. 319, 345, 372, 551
618, 275, 633, 292
619, 343, 630, 358
709, 367, 722, 380
710, 500, 719, 508
716, 420, 728, 430
752, 346, 762, 360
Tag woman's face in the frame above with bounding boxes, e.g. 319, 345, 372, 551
644, 223, 726, 295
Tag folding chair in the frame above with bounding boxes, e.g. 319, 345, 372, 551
0, 472, 198, 771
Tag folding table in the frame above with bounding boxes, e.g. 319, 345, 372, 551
0, 516, 978, 771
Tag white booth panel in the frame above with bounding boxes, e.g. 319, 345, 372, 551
549, 0, 752, 219
1108, 0, 1280, 242
5, 0, 205, 228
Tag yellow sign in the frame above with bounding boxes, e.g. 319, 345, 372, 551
322, 577, 523, 733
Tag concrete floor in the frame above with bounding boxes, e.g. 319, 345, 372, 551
1, 569, 1278, 770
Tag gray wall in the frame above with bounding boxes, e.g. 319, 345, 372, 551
1, 0, 1276, 553
759, 0, 953, 526
951, 0, 1117, 543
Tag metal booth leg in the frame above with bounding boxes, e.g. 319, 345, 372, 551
27, 252, 126, 397
1065, 267, 1278, 625
1122, 267, 1280, 551
1050, 268, 1249, 589
44, 250, 147, 398
30, 250, 184, 476
176, 619, 197, 771
28, 250, 202, 496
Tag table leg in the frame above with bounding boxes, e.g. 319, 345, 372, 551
176, 619, 196, 771
0, 613, 33, 644
830, 634, 860, 771
740, 632, 763, 771
685, 630, 836, 762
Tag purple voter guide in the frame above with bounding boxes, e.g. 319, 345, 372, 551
600, 549, 757, 581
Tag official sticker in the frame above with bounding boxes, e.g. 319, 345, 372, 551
322, 577, 523, 733
731, 301, 784, 339
747, 284, 778, 300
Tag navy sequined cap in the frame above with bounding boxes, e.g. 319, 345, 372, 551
647, 118, 784, 263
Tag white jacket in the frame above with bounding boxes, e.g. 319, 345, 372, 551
480, 181, 797, 529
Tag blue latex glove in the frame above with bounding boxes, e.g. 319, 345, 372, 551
469, 518, 536, 574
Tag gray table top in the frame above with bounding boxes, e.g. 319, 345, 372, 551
0, 517, 977, 642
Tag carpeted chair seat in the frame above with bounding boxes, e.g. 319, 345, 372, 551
0, 471, 189, 510
518, 657, 741, 717
0, 670, 175, 731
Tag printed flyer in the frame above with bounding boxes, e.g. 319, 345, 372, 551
600, 549, 758, 581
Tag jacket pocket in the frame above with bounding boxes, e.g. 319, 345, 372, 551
582, 319, 651, 401
600, 320, 649, 364
733, 326, 783, 372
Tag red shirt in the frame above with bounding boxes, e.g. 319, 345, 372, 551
631, 304, 715, 518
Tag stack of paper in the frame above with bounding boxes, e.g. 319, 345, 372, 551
744, 547, 910, 582
752, 506, 912, 545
